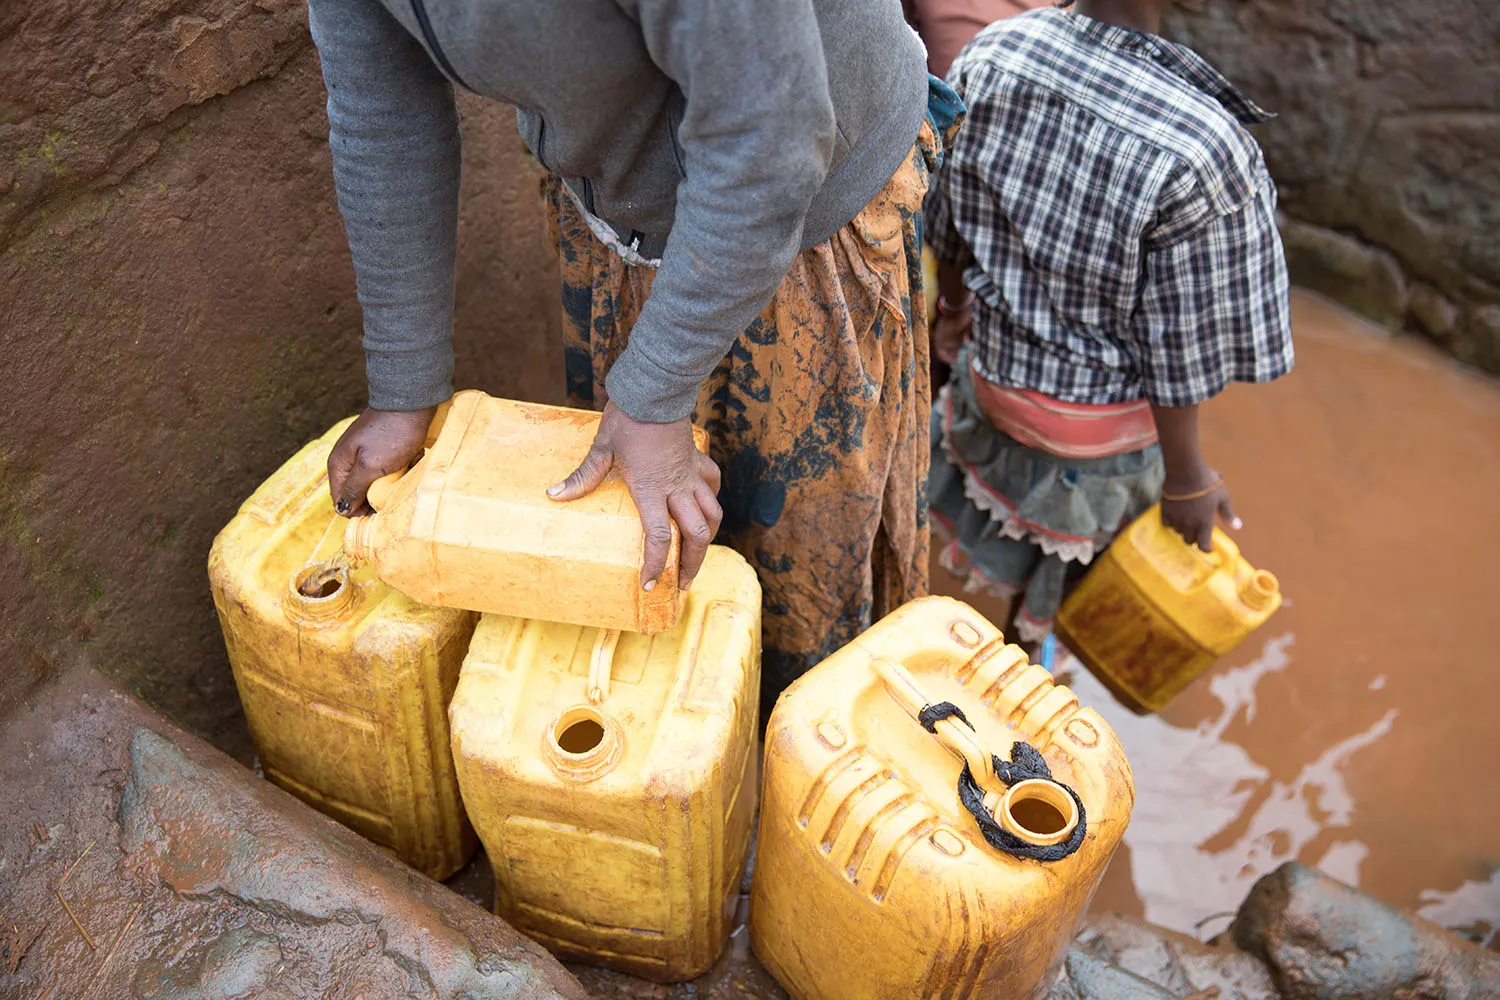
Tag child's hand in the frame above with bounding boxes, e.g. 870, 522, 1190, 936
932, 308, 972, 367
328, 407, 437, 516
1161, 478, 1241, 554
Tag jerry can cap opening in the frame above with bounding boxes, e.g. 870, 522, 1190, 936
284, 563, 357, 624
545, 704, 624, 782
998, 779, 1079, 848
1241, 569, 1280, 611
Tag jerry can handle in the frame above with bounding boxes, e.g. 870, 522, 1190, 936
870, 657, 1004, 801
361, 402, 454, 513
1154, 506, 1227, 569
587, 629, 621, 704
366, 471, 404, 512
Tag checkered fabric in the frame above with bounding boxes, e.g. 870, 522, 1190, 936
925, 7, 1293, 407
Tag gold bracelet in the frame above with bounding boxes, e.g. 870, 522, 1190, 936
1162, 477, 1224, 503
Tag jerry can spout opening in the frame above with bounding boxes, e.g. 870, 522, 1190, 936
998, 778, 1079, 848
544, 705, 623, 782
343, 515, 377, 564
1241, 569, 1280, 611
285, 563, 357, 624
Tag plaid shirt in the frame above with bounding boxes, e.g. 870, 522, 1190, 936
925, 7, 1293, 407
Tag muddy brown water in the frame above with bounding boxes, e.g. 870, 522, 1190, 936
931, 290, 1500, 950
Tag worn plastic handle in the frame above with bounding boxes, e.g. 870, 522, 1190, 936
869, 657, 1007, 806
364, 471, 403, 512
1157, 506, 1227, 569
587, 629, 621, 704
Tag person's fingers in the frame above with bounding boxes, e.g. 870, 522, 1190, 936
338, 448, 388, 517
636, 493, 675, 590
1196, 516, 1215, 553
1219, 492, 1243, 531
549, 441, 613, 501
694, 483, 723, 539
697, 451, 722, 494
668, 491, 713, 591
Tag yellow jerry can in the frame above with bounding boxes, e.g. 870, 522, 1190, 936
345, 390, 709, 635
209, 417, 479, 880
1056, 505, 1282, 713
449, 545, 762, 982
750, 596, 1134, 1000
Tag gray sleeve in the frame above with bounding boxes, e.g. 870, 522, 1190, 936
606, 0, 838, 422
307, 0, 461, 411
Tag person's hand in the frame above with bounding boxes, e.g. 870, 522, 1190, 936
1160, 472, 1242, 553
931, 304, 972, 367
548, 402, 722, 591
328, 406, 436, 516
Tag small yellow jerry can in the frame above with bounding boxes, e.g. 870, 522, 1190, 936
750, 596, 1133, 1000
1056, 505, 1282, 713
345, 390, 709, 635
449, 545, 761, 982
209, 418, 479, 880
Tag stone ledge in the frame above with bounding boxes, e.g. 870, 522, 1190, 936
0, 669, 588, 999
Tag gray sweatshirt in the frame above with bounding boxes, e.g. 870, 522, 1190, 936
306, 0, 929, 421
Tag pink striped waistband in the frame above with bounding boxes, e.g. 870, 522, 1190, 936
969, 362, 1158, 459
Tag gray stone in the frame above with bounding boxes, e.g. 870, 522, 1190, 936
1410, 284, 1463, 342
0, 670, 589, 1000
1075, 914, 1278, 1000
1278, 218, 1408, 330
1458, 305, 1500, 373
135, 926, 284, 1000
197, 928, 284, 999
1232, 862, 1500, 1000
1052, 948, 1178, 1000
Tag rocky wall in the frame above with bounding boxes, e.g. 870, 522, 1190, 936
1166, 0, 1500, 373
0, 0, 563, 754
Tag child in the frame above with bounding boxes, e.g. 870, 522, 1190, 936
924, 0, 1293, 648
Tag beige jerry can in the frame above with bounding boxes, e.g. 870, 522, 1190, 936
344, 390, 710, 634
450, 545, 762, 982
751, 596, 1135, 1000
209, 417, 478, 879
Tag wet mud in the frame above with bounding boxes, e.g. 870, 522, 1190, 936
933, 291, 1500, 950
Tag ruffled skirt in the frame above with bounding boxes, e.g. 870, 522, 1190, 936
928, 354, 1164, 642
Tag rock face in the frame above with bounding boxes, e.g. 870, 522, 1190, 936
1166, 0, 1500, 373
0, 669, 589, 999
1060, 914, 1279, 1000
0, 0, 563, 753
1233, 862, 1500, 1000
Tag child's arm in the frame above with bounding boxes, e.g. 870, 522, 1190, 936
1151, 403, 1240, 553
933, 258, 973, 365
1136, 169, 1293, 551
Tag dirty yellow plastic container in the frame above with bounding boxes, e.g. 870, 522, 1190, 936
449, 545, 761, 982
345, 390, 708, 635
1056, 505, 1282, 713
209, 418, 479, 880
750, 596, 1134, 1000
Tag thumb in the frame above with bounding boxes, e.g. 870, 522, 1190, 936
337, 451, 385, 517
328, 448, 354, 514
549, 442, 613, 501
